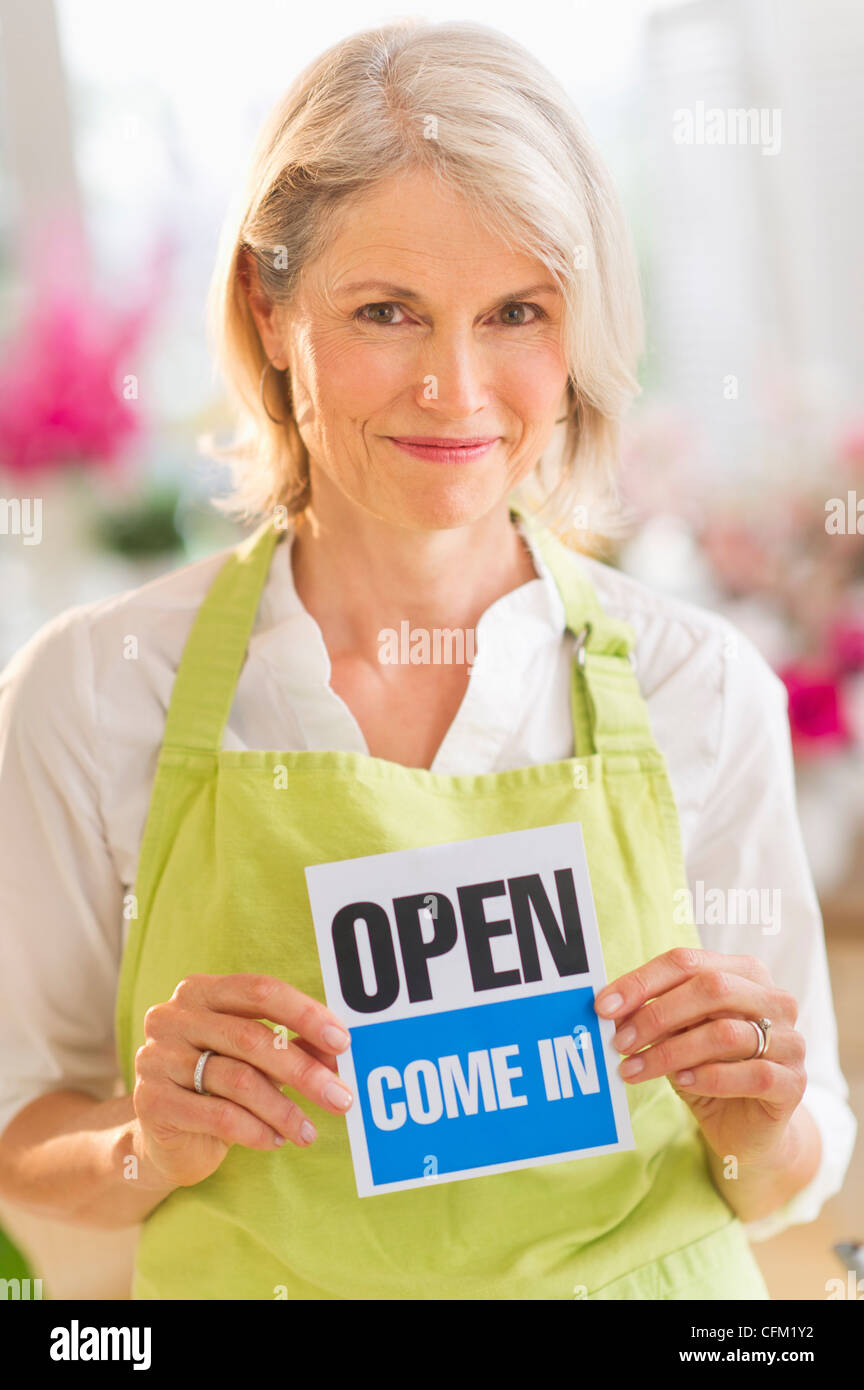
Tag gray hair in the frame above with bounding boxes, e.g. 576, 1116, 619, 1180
204, 17, 645, 536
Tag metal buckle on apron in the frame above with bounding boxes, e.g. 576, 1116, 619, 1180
573, 624, 591, 667
573, 622, 638, 672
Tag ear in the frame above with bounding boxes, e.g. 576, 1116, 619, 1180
238, 248, 286, 368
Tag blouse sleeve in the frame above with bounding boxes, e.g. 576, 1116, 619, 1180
0, 607, 126, 1137
683, 622, 858, 1242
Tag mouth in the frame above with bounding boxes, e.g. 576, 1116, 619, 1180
386, 436, 500, 464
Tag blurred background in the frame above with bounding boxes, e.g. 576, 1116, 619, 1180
0, 0, 861, 1299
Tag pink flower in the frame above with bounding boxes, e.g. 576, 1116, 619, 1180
0, 223, 170, 478
777, 664, 852, 758
830, 619, 864, 672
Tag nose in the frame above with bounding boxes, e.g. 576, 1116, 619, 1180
415, 327, 490, 419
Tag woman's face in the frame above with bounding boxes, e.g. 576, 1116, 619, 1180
252, 167, 570, 532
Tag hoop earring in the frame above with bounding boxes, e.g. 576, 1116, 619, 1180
555, 383, 575, 425
260, 360, 289, 425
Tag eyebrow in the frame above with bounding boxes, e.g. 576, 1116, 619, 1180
334, 279, 561, 301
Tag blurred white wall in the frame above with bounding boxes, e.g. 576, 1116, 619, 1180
639, 0, 864, 485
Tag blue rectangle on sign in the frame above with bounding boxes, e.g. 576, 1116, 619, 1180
349, 987, 618, 1187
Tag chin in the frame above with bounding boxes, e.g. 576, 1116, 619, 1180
365, 479, 512, 534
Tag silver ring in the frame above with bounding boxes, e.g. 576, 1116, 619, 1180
194, 1049, 215, 1095
747, 1017, 772, 1059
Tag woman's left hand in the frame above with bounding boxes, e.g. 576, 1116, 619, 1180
594, 947, 807, 1167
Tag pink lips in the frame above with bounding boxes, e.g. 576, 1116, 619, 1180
387, 436, 499, 464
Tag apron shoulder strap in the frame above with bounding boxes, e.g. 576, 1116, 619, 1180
512, 502, 661, 759
161, 517, 280, 753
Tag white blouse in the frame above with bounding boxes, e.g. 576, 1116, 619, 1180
0, 516, 855, 1244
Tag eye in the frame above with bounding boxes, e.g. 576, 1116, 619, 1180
353, 302, 409, 325
495, 301, 547, 326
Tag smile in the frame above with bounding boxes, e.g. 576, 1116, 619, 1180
386, 436, 499, 464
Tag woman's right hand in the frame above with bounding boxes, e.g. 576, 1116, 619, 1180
132, 973, 354, 1188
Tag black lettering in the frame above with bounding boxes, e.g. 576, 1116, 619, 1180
507, 869, 588, 979
331, 901, 400, 1013
458, 880, 521, 992
393, 892, 458, 1002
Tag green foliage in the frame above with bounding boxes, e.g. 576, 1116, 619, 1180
94, 484, 184, 558
0, 1224, 32, 1281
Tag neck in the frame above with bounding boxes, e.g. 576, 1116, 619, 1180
288, 488, 539, 664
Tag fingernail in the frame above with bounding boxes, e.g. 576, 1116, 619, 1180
273, 1132, 286, 1147
676, 1070, 694, 1085
322, 1024, 351, 1051
620, 1055, 644, 1078
325, 1081, 353, 1110
596, 992, 623, 1016
614, 1026, 636, 1051
299, 1120, 317, 1144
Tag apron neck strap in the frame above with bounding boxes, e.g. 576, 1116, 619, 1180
162, 506, 659, 761
511, 502, 659, 758
161, 517, 280, 753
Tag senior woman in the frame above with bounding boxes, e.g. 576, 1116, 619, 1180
0, 20, 855, 1302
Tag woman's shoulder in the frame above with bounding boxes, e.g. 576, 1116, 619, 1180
571, 548, 787, 709
574, 547, 742, 645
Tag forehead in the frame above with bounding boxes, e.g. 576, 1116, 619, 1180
307, 169, 554, 297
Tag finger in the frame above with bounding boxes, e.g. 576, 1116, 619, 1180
170, 974, 351, 1054
617, 1019, 805, 1085
292, 1037, 340, 1073
136, 1076, 288, 1152
188, 1012, 354, 1114
149, 1006, 353, 1116
670, 1059, 805, 1108
166, 1047, 318, 1147
595, 947, 773, 1020
608, 972, 796, 1055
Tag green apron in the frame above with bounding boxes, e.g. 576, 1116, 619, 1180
115, 503, 770, 1300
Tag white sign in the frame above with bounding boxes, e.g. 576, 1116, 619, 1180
305, 822, 634, 1196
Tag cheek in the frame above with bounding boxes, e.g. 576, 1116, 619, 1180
499, 342, 569, 418
304, 333, 405, 417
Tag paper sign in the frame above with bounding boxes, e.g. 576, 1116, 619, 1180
304, 822, 634, 1197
